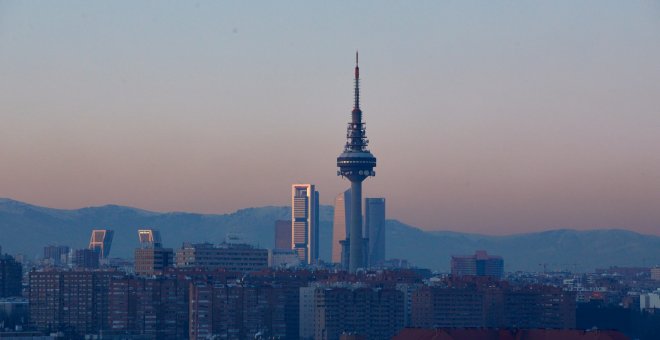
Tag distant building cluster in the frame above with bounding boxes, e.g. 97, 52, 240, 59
13, 268, 587, 339
412, 280, 575, 329
10, 225, 631, 340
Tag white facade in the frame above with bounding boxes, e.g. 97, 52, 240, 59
651, 267, 660, 281
299, 286, 316, 340
640, 289, 660, 310
267, 249, 300, 268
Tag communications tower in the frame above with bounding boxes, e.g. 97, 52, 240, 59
337, 52, 377, 272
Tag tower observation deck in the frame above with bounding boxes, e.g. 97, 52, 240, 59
337, 52, 377, 273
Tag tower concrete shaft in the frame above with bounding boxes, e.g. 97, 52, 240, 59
350, 180, 363, 272
337, 52, 376, 273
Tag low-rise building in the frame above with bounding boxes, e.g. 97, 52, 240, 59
175, 242, 268, 273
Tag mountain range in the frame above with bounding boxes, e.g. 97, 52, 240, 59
1, 197, 659, 272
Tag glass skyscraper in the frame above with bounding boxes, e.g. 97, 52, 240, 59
291, 184, 319, 265
365, 197, 386, 267
332, 189, 351, 265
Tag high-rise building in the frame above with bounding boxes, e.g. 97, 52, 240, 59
299, 286, 316, 340
135, 248, 174, 275
107, 275, 188, 339
332, 189, 351, 265
337, 53, 377, 273
189, 282, 287, 340
451, 250, 504, 279
88, 229, 114, 259
0, 254, 22, 298
138, 229, 162, 248
134, 229, 173, 275
314, 286, 403, 340
275, 220, 292, 250
365, 198, 385, 267
29, 270, 113, 338
291, 184, 319, 265
73, 248, 100, 269
43, 245, 70, 266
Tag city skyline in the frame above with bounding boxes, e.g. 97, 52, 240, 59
2, 2, 660, 235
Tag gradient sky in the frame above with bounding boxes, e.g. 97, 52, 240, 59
1, 1, 660, 235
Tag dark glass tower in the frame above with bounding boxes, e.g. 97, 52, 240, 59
337, 52, 376, 272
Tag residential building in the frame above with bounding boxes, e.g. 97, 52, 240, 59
189, 282, 286, 340
411, 282, 575, 329
28, 270, 113, 338
299, 286, 316, 340
314, 286, 404, 340
393, 329, 629, 340
107, 275, 188, 339
640, 289, 660, 311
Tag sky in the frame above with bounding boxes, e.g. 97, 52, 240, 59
1, 1, 660, 235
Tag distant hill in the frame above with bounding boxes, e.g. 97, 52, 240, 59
1, 198, 659, 272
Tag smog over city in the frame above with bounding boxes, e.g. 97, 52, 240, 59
1, 2, 659, 339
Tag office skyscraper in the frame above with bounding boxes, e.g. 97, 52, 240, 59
134, 229, 173, 275
43, 245, 70, 265
332, 189, 351, 265
337, 52, 377, 272
73, 248, 100, 268
137, 229, 162, 248
292, 184, 319, 265
365, 198, 386, 267
0, 254, 22, 297
88, 229, 114, 259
